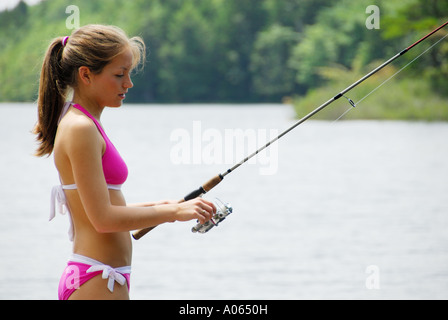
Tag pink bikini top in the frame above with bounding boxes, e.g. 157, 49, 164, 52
72, 103, 128, 185
50, 102, 128, 241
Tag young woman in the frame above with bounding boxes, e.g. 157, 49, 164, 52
34, 24, 216, 300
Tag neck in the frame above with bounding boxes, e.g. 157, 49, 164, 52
72, 91, 104, 121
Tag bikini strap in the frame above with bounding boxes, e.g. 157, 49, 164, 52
58, 101, 72, 125
71, 104, 108, 139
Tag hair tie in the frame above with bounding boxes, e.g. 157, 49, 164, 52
62, 36, 69, 47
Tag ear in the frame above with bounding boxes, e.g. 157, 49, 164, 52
78, 66, 92, 85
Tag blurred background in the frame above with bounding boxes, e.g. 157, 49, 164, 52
0, 0, 447, 119
1, 0, 448, 300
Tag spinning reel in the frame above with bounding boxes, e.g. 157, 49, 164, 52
191, 198, 233, 233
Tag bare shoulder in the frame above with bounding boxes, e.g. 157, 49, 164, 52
56, 111, 103, 155
61, 110, 96, 133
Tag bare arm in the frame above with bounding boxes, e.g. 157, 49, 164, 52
65, 120, 215, 233
127, 200, 180, 208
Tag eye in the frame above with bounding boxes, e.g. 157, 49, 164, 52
115, 74, 124, 78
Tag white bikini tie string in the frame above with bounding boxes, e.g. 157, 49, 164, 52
49, 185, 75, 241
50, 185, 67, 220
86, 265, 130, 292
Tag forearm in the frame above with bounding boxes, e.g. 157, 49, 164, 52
92, 203, 178, 233
86, 198, 214, 234
127, 199, 180, 208
127, 202, 158, 208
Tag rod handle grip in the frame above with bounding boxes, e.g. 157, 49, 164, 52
132, 174, 224, 240
183, 174, 223, 200
202, 174, 224, 192
132, 226, 156, 240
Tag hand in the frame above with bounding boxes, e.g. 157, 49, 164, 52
175, 198, 216, 225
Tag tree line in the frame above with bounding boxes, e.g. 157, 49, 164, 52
0, 0, 447, 104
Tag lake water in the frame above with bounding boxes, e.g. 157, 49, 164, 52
1, 103, 448, 300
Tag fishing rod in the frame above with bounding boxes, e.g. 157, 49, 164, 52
132, 20, 448, 240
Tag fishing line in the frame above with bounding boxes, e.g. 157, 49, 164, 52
133, 20, 448, 240
334, 31, 448, 122
333, 95, 356, 122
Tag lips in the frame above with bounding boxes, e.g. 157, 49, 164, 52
118, 93, 126, 99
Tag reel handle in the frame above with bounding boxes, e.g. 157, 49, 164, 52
132, 174, 224, 240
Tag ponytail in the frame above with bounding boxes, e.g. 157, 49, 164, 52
33, 37, 67, 157
33, 25, 145, 157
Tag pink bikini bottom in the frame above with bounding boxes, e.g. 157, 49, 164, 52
58, 254, 131, 300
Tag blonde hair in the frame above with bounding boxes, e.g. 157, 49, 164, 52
34, 24, 145, 157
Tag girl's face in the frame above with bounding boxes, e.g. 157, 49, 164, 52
89, 48, 134, 108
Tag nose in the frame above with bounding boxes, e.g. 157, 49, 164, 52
124, 75, 133, 89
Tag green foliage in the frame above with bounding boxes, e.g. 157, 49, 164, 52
250, 24, 299, 98
293, 60, 448, 121
291, 0, 448, 121
0, 0, 447, 121
157, 1, 215, 101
